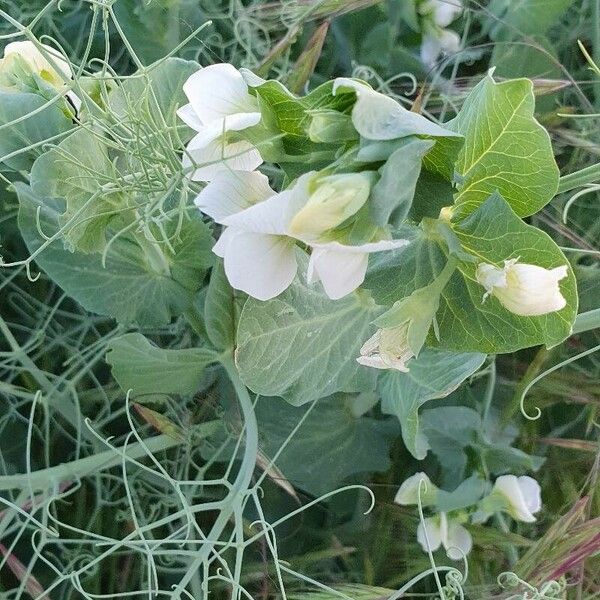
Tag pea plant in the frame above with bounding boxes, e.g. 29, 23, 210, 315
0, 1, 598, 599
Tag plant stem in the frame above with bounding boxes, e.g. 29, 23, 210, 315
572, 308, 600, 334
557, 162, 600, 194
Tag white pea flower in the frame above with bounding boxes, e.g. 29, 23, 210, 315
492, 475, 542, 523
332, 78, 460, 141
394, 472, 438, 506
417, 512, 473, 561
197, 170, 407, 300
476, 258, 568, 317
0, 41, 80, 109
418, 0, 463, 67
356, 322, 414, 372
178, 63, 263, 181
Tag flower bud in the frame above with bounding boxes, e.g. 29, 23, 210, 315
0, 41, 71, 91
356, 322, 414, 372
476, 258, 568, 317
288, 172, 372, 240
394, 472, 438, 506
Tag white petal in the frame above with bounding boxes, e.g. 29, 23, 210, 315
494, 475, 537, 522
183, 63, 259, 122
517, 476, 542, 516
177, 103, 204, 131
183, 128, 262, 182
420, 35, 442, 67
222, 231, 297, 300
417, 517, 443, 554
333, 78, 459, 140
433, 0, 463, 27
195, 171, 275, 223
212, 226, 237, 258
308, 239, 410, 300
308, 246, 369, 299
444, 520, 472, 560
356, 355, 390, 370
5, 41, 71, 79
394, 472, 434, 506
438, 29, 461, 54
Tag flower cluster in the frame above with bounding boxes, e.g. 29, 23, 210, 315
395, 472, 542, 560
178, 63, 452, 301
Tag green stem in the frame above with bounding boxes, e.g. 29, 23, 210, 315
0, 434, 182, 491
572, 308, 600, 334
557, 162, 600, 194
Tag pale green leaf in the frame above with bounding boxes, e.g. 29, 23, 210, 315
378, 349, 486, 459
16, 183, 214, 326
450, 73, 559, 217
236, 257, 378, 406
0, 91, 73, 172
106, 333, 217, 396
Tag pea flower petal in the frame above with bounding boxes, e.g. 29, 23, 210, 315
476, 259, 568, 317
492, 475, 542, 523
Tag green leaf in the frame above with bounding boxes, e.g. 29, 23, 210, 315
450, 73, 559, 217
204, 260, 237, 351
486, 0, 574, 38
0, 91, 73, 172
106, 333, 217, 396
236, 257, 378, 406
254, 394, 398, 496
436, 193, 578, 353
30, 128, 122, 253
363, 225, 444, 305
16, 183, 214, 326
378, 349, 486, 459
435, 475, 489, 512
370, 137, 434, 227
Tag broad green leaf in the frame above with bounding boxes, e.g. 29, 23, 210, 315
435, 475, 488, 512
16, 184, 214, 326
236, 257, 378, 406
254, 394, 398, 496
204, 260, 237, 351
363, 225, 443, 305
378, 349, 486, 459
106, 333, 217, 396
436, 193, 578, 353
0, 91, 73, 171
450, 73, 559, 217
371, 137, 434, 227
30, 128, 123, 253
486, 0, 574, 38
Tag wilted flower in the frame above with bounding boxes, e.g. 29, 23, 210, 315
417, 512, 473, 560
178, 63, 263, 181
492, 475, 542, 523
357, 322, 414, 372
418, 0, 463, 67
196, 170, 407, 300
476, 258, 568, 316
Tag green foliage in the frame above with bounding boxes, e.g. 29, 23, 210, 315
236, 255, 378, 406
254, 394, 398, 496
450, 74, 559, 217
378, 349, 485, 459
436, 193, 577, 353
106, 332, 217, 396
17, 184, 214, 326
0, 91, 73, 171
